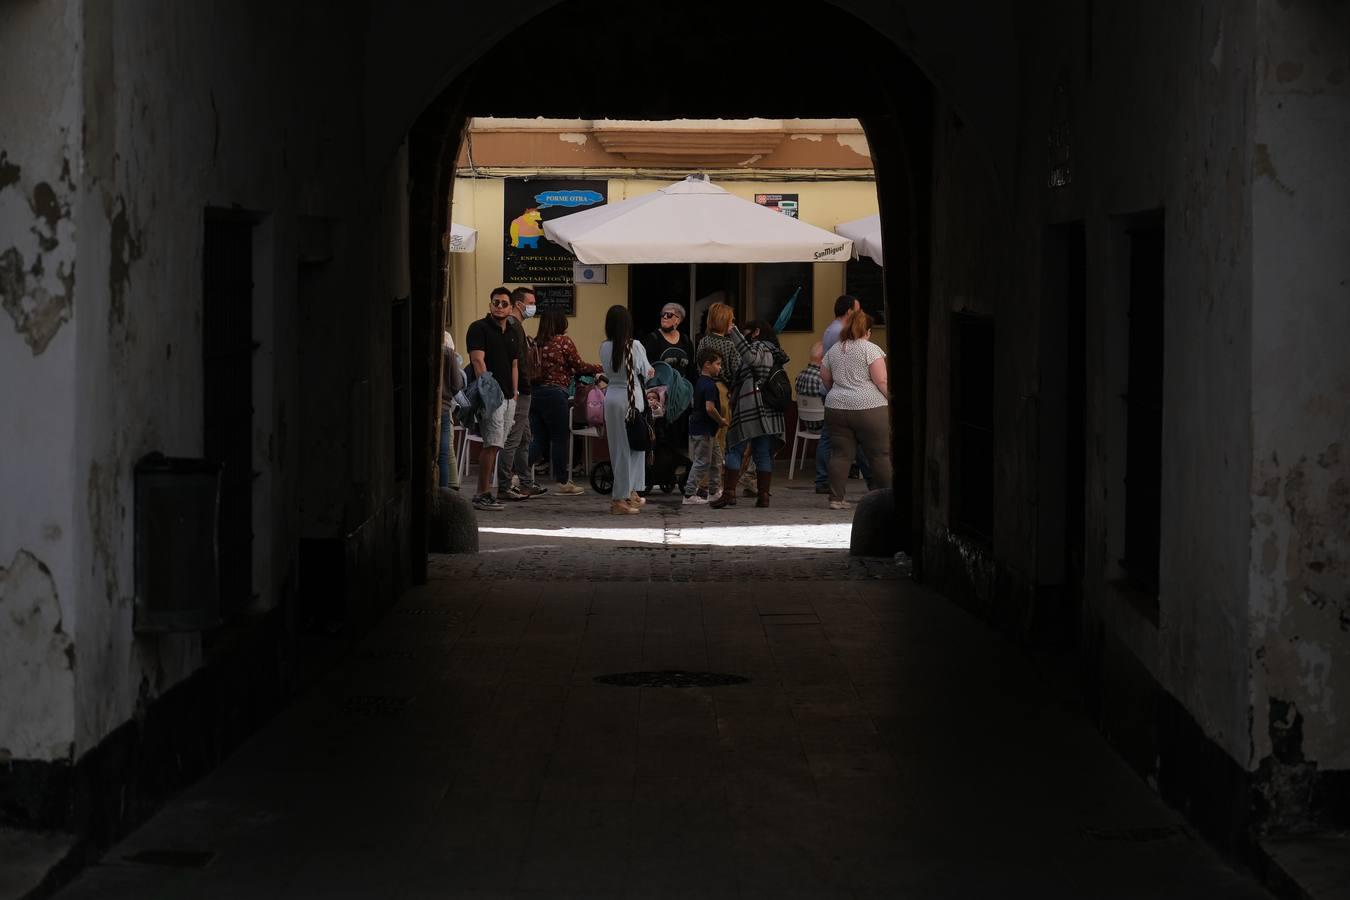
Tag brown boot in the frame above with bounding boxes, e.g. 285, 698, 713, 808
755, 471, 773, 508
709, 465, 739, 508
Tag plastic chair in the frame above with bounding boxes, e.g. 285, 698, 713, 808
787, 394, 825, 479
568, 425, 600, 483
457, 431, 483, 482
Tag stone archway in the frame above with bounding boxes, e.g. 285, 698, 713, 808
396, 0, 956, 577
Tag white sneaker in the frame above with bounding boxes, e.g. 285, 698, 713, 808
683, 494, 708, 505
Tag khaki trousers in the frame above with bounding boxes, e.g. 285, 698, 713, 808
823, 405, 892, 502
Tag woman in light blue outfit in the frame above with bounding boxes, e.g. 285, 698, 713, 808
600, 305, 654, 515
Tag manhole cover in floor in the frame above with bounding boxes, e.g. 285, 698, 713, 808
1084, 825, 1186, 842
594, 671, 750, 688
339, 695, 413, 718
125, 849, 216, 868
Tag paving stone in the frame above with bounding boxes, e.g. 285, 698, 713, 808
41, 490, 1274, 899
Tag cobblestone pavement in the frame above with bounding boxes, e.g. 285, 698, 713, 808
47, 473, 1272, 899
446, 470, 897, 581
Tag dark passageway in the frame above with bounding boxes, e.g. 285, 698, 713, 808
3, 2, 1348, 898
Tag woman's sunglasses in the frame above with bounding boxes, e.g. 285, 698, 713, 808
661, 311, 679, 319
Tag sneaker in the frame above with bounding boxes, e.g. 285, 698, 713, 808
814, 484, 831, 494
696, 488, 708, 499
520, 481, 549, 497
555, 482, 585, 496
473, 493, 504, 512
683, 494, 708, 505
500, 485, 531, 501
829, 499, 850, 510
610, 499, 639, 515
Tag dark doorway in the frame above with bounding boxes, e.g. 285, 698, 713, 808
1063, 224, 1087, 624
1122, 212, 1164, 609
630, 263, 743, 344
1041, 221, 1088, 643
951, 313, 995, 544
202, 211, 256, 619
629, 264, 690, 338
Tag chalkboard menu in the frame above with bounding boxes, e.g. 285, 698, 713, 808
846, 258, 885, 326
533, 284, 576, 317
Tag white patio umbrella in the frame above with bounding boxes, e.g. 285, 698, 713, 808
835, 213, 883, 266
541, 175, 852, 264
447, 222, 477, 253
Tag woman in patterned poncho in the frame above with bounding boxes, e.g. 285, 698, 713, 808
710, 323, 790, 509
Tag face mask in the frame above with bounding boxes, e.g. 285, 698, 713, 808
524, 305, 537, 318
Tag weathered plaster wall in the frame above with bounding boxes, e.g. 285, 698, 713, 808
1094, 0, 1257, 769
925, 0, 1260, 770
0, 0, 82, 762
55, 0, 370, 758
1248, 0, 1350, 775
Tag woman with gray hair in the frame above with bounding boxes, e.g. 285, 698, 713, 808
641, 301, 696, 384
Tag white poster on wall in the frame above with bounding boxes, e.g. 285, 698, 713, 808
572, 262, 607, 285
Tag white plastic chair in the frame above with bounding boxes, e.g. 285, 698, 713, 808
568, 424, 600, 482
457, 431, 483, 481
787, 394, 825, 479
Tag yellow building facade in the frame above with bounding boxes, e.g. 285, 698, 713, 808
447, 118, 883, 372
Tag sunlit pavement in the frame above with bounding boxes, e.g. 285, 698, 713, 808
48, 469, 1271, 899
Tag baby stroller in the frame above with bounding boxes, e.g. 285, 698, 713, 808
589, 361, 692, 496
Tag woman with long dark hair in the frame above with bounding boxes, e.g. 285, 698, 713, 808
600, 305, 654, 514
529, 310, 603, 494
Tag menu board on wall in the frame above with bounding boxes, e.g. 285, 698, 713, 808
754, 193, 800, 218
532, 285, 576, 317
503, 178, 607, 284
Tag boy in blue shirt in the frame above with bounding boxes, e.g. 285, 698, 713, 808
683, 348, 730, 505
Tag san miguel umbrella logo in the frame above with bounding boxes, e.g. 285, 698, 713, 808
504, 179, 607, 283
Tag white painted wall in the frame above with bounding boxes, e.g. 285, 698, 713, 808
0, 0, 82, 762
1248, 0, 1350, 770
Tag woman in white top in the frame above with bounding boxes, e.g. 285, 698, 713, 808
820, 310, 892, 509
600, 304, 655, 515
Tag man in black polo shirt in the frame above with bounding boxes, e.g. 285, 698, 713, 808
465, 287, 522, 511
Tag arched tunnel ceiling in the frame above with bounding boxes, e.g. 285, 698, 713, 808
364, 0, 1018, 170
454, 0, 921, 120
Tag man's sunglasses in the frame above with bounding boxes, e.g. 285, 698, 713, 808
490, 298, 511, 308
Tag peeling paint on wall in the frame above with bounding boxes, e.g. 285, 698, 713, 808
1252, 143, 1295, 196
0, 246, 75, 355
557, 132, 587, 146
0, 144, 78, 355
109, 196, 144, 330
0, 549, 77, 761
0, 151, 20, 192
834, 133, 871, 158
87, 461, 123, 606
1252, 442, 1350, 769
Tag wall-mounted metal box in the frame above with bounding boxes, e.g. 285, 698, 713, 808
134, 453, 223, 633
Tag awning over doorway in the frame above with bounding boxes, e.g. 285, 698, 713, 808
447, 222, 477, 253
541, 175, 852, 264
834, 213, 882, 266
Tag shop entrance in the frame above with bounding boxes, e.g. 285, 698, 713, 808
629, 263, 741, 343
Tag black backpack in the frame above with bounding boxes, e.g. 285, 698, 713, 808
759, 362, 792, 412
